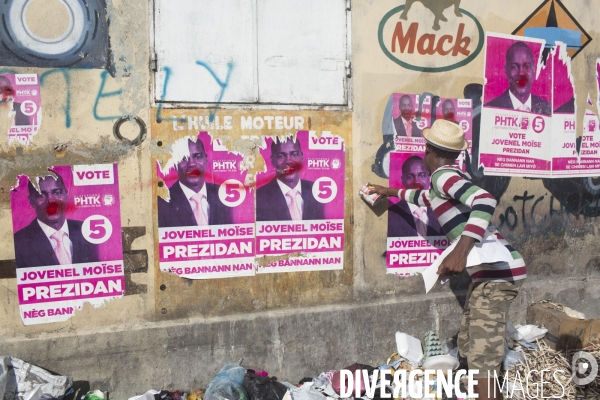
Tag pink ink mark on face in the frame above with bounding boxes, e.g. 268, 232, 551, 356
516, 76, 528, 87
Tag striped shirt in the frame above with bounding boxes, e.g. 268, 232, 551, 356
398, 165, 526, 282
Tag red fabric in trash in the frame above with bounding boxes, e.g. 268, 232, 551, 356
331, 363, 365, 395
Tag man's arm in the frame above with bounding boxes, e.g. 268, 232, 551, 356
432, 169, 498, 276
368, 185, 430, 207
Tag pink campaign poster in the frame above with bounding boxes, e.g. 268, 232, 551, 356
389, 93, 432, 154
551, 43, 579, 175
10, 164, 124, 325
1, 73, 42, 145
579, 109, 600, 174
386, 152, 448, 276
157, 132, 255, 279
480, 33, 552, 177
434, 97, 473, 171
551, 48, 600, 176
255, 131, 345, 273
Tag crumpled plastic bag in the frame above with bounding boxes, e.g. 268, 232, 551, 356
562, 306, 585, 319
205, 364, 248, 400
82, 391, 106, 400
0, 356, 72, 400
282, 383, 325, 400
506, 322, 547, 346
127, 390, 160, 400
503, 349, 526, 371
515, 324, 547, 342
243, 371, 288, 400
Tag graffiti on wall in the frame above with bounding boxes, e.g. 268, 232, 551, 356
155, 61, 234, 125
0, 66, 146, 146
0, 0, 114, 74
378, 2, 483, 72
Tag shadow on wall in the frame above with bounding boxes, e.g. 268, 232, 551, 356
0, 0, 114, 75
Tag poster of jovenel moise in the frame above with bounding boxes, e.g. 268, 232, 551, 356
479, 33, 552, 177
256, 131, 345, 273
156, 132, 256, 279
1, 73, 42, 145
10, 164, 124, 325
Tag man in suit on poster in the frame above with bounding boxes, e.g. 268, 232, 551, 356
484, 41, 552, 116
14, 174, 100, 268
441, 99, 458, 124
388, 156, 444, 238
393, 95, 423, 137
158, 138, 232, 227
256, 137, 325, 221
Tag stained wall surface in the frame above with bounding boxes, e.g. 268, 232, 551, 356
1, 0, 600, 398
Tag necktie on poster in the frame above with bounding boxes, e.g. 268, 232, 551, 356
413, 207, 428, 237
286, 189, 302, 220
191, 192, 208, 226
50, 230, 71, 265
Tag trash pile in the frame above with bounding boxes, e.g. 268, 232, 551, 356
502, 320, 600, 399
2, 306, 599, 400
129, 330, 467, 400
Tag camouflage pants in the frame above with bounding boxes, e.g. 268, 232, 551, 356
458, 279, 524, 379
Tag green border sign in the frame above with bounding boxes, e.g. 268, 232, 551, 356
378, 6, 484, 73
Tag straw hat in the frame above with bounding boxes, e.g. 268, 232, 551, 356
422, 119, 468, 151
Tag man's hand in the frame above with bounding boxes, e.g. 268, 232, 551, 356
368, 184, 395, 197
437, 235, 476, 277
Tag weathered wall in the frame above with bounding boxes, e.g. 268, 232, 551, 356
0, 0, 600, 398
0, 0, 154, 336
354, 0, 600, 307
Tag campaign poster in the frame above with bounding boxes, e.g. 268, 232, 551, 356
549, 43, 593, 176
10, 164, 124, 325
480, 33, 552, 177
386, 93, 432, 152
552, 53, 600, 176
386, 152, 448, 276
156, 132, 255, 279
1, 73, 42, 145
434, 97, 474, 171
578, 111, 600, 174
255, 131, 345, 273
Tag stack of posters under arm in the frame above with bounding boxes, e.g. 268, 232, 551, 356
382, 93, 473, 275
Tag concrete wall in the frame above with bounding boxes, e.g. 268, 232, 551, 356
1, 0, 600, 398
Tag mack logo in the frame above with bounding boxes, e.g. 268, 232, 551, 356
378, 5, 483, 72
